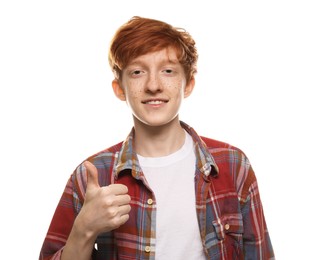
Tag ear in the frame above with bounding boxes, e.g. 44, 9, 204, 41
112, 79, 126, 101
184, 77, 195, 98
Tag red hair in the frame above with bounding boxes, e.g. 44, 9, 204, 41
108, 16, 198, 83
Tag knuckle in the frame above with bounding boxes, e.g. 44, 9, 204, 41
123, 185, 129, 193
125, 204, 131, 213
111, 217, 122, 228
102, 195, 115, 207
107, 207, 118, 217
101, 187, 112, 196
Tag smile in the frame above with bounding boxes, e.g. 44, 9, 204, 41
142, 99, 168, 105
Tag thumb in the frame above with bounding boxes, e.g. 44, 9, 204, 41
83, 161, 100, 190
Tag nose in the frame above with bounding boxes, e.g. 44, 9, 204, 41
145, 73, 163, 93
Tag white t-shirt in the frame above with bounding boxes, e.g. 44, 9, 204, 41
137, 132, 206, 260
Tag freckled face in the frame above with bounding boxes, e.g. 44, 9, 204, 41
117, 48, 194, 127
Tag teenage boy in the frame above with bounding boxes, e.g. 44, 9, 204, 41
40, 16, 274, 260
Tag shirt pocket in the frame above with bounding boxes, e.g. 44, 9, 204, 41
212, 213, 244, 257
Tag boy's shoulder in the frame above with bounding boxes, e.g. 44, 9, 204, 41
200, 136, 249, 163
200, 136, 240, 151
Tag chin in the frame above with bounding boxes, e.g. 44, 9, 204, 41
134, 116, 179, 128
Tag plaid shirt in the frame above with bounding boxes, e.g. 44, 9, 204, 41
40, 122, 274, 260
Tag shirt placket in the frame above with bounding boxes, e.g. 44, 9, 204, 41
138, 173, 157, 259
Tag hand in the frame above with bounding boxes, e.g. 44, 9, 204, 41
76, 161, 131, 238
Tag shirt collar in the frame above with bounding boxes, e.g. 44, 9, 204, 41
112, 121, 219, 180
181, 121, 219, 178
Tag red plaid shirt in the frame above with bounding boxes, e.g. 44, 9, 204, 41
40, 122, 274, 259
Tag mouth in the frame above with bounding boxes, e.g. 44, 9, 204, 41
142, 99, 169, 105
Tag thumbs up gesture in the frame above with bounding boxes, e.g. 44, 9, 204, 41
75, 161, 131, 238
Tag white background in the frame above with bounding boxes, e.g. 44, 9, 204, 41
1, 0, 309, 259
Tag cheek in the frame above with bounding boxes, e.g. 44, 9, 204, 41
124, 82, 143, 99
165, 78, 185, 94
128, 89, 142, 99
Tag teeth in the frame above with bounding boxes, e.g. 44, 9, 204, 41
146, 100, 164, 104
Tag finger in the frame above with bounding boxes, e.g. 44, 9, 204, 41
113, 194, 131, 207
83, 161, 100, 190
118, 213, 130, 227
118, 204, 131, 216
115, 194, 131, 206
108, 184, 129, 195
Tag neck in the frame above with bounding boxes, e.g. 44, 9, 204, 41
133, 117, 185, 157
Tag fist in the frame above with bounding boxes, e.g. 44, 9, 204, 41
77, 161, 131, 236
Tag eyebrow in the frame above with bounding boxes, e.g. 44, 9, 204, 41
127, 57, 180, 68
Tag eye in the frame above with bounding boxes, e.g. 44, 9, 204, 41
162, 68, 176, 76
130, 69, 145, 77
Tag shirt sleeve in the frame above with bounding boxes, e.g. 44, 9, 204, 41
39, 177, 77, 260
241, 165, 275, 259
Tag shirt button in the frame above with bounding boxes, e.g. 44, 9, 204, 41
224, 223, 230, 231
145, 246, 151, 253
147, 198, 153, 205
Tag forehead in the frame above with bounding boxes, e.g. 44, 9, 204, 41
127, 47, 180, 66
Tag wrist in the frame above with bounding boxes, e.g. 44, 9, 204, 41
61, 217, 97, 260
72, 214, 98, 244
